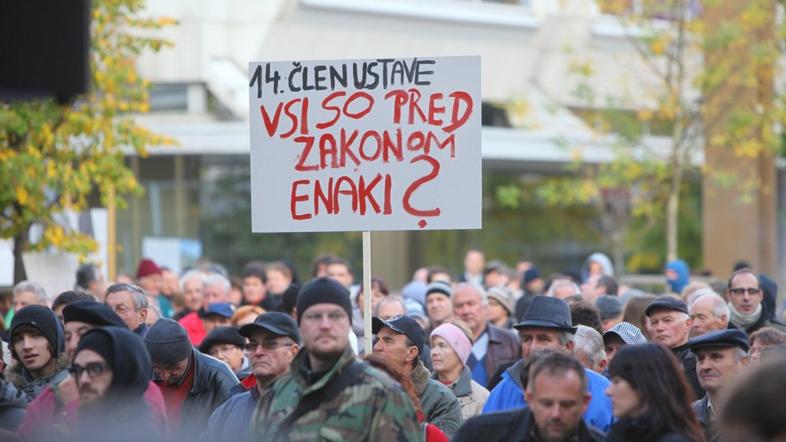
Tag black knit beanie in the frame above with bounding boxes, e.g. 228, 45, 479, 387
10, 305, 63, 357
296, 277, 352, 325
76, 329, 115, 369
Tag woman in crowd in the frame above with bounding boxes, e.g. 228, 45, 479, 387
622, 294, 657, 340
605, 343, 704, 442
429, 322, 489, 420
230, 305, 265, 327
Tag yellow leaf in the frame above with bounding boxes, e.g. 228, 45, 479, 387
16, 186, 28, 205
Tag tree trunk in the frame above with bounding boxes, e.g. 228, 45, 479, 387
12, 230, 27, 284
666, 178, 680, 262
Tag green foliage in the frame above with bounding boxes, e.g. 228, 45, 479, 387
0, 0, 176, 258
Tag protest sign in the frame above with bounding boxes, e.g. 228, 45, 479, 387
248, 56, 481, 233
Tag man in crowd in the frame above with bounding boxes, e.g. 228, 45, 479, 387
240, 266, 267, 308
453, 283, 520, 388
581, 275, 618, 304
426, 281, 454, 333
203, 312, 300, 440
726, 269, 786, 334
18, 300, 166, 437
689, 293, 730, 337
174, 270, 205, 321
68, 327, 163, 440
51, 290, 94, 323
199, 326, 250, 379
374, 295, 406, 320
325, 257, 356, 294
483, 296, 613, 432
254, 277, 420, 440
7, 305, 69, 401
12, 280, 48, 314
602, 321, 647, 365
595, 295, 623, 332
645, 296, 704, 398
460, 249, 485, 286
372, 314, 463, 438
104, 283, 150, 337
180, 273, 232, 345
74, 263, 105, 299
546, 279, 581, 301
145, 318, 239, 439
136, 258, 173, 318
483, 260, 509, 289
199, 302, 233, 335
689, 329, 751, 442
573, 325, 607, 374
454, 351, 604, 442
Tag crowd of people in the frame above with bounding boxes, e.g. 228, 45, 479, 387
0, 250, 784, 441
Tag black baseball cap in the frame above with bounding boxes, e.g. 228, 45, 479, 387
372, 315, 425, 358
239, 312, 300, 343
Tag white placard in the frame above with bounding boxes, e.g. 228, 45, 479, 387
248, 56, 482, 233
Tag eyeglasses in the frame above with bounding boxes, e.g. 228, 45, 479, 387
245, 340, 294, 351
70, 362, 110, 379
301, 311, 347, 324
729, 287, 761, 296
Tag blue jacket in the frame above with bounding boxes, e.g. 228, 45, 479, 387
481, 360, 613, 432
201, 388, 259, 441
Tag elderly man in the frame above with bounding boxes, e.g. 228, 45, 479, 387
460, 249, 485, 286
689, 329, 751, 442
426, 281, 454, 332
179, 273, 232, 345
199, 326, 250, 379
453, 283, 520, 388
12, 281, 47, 313
645, 296, 704, 398
483, 296, 613, 432
74, 264, 105, 299
372, 315, 463, 438
104, 283, 149, 338
176, 270, 205, 320
689, 293, 730, 337
547, 279, 581, 301
254, 277, 420, 440
145, 319, 239, 439
573, 325, 607, 374
203, 312, 300, 441
726, 269, 786, 334
454, 351, 604, 442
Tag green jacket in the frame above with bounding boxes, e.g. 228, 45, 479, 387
254, 347, 422, 441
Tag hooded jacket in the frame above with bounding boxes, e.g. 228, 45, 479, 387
665, 260, 690, 295
482, 359, 614, 432
432, 365, 489, 420
581, 252, 615, 282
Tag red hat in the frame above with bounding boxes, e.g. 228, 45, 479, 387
136, 258, 161, 279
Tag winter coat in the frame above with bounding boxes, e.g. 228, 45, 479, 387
157, 350, 239, 439
7, 358, 70, 403
201, 387, 260, 442
481, 324, 520, 388
482, 359, 614, 432
432, 366, 489, 420
692, 395, 720, 442
0, 379, 26, 431
454, 406, 605, 442
254, 346, 421, 441
607, 415, 694, 442
411, 360, 463, 438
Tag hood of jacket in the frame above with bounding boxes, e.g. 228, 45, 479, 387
582, 253, 614, 282
665, 259, 690, 294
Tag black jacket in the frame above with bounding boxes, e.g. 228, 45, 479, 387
692, 395, 719, 442
672, 343, 704, 400
161, 350, 239, 439
607, 416, 693, 442
453, 406, 604, 442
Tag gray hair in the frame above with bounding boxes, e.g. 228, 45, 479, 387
13, 280, 47, 304
734, 347, 749, 362
373, 295, 406, 317
558, 330, 576, 346
179, 269, 205, 293
547, 280, 581, 298
203, 273, 230, 294
454, 282, 487, 306
574, 325, 605, 368
690, 293, 730, 319
105, 283, 149, 311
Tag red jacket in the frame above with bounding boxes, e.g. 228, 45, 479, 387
179, 311, 206, 345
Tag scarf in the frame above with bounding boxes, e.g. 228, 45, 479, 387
728, 302, 762, 329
